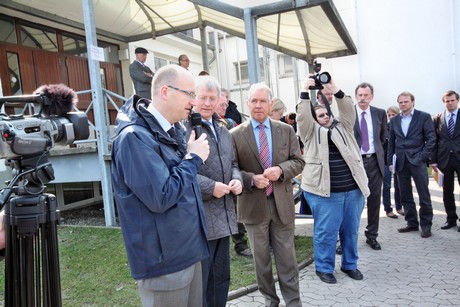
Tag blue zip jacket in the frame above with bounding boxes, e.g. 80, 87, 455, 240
111, 95, 209, 280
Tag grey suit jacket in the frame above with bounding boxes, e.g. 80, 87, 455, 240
354, 106, 388, 176
230, 119, 305, 225
387, 109, 436, 172
432, 109, 460, 169
129, 61, 153, 99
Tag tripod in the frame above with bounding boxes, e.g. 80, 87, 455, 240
1, 154, 62, 307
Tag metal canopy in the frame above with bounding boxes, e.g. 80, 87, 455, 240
2, 0, 356, 63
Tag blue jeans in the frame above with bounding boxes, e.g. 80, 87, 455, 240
201, 237, 230, 307
304, 189, 365, 273
382, 166, 401, 212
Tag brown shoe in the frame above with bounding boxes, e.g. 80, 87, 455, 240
386, 212, 398, 219
397, 226, 419, 233
396, 209, 405, 216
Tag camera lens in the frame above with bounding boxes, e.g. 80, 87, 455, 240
319, 72, 331, 84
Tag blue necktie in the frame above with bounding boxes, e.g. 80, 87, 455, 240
448, 113, 455, 137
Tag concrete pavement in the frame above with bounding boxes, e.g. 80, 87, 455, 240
227, 179, 460, 306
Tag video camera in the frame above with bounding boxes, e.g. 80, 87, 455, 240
309, 59, 331, 90
0, 84, 90, 160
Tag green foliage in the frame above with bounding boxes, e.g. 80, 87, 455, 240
0, 227, 312, 305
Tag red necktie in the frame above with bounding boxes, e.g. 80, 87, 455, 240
258, 124, 273, 196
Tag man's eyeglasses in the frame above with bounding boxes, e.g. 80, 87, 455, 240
197, 96, 218, 103
167, 85, 196, 100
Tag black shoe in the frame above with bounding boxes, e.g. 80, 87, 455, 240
336, 244, 342, 255
458, 226, 460, 232
340, 268, 363, 280
315, 271, 337, 284
421, 229, 432, 238
366, 238, 381, 250
397, 226, 419, 233
440, 221, 457, 230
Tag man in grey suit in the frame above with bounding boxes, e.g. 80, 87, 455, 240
231, 83, 305, 307
353, 82, 387, 250
129, 47, 154, 99
387, 91, 436, 238
431, 90, 460, 231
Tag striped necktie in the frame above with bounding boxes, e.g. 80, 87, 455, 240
258, 123, 273, 196
448, 113, 455, 137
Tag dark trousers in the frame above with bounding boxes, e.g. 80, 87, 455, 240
397, 162, 433, 230
440, 154, 460, 223
383, 166, 401, 212
202, 237, 230, 307
362, 155, 383, 239
231, 195, 250, 252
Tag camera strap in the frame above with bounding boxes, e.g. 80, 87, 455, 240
320, 91, 334, 118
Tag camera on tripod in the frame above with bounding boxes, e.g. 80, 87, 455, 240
0, 84, 90, 306
309, 59, 331, 90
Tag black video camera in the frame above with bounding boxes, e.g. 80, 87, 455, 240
309, 60, 331, 90
0, 85, 90, 160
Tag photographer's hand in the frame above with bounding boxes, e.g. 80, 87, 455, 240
303, 75, 316, 91
323, 78, 339, 95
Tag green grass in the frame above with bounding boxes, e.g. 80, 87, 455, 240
0, 226, 312, 305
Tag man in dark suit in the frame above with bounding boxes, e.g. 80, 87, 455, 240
231, 83, 305, 307
387, 91, 436, 238
129, 47, 154, 99
431, 90, 460, 231
353, 82, 387, 250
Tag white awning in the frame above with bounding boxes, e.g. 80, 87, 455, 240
3, 0, 356, 62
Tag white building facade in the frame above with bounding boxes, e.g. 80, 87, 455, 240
129, 0, 460, 117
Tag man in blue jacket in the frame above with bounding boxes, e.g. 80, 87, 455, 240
111, 64, 210, 306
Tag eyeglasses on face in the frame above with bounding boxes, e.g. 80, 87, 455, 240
197, 96, 218, 103
167, 85, 196, 99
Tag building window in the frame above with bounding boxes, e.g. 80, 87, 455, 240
20, 24, 58, 52
7, 52, 22, 95
0, 16, 17, 44
234, 59, 265, 83
63, 34, 87, 57
278, 54, 293, 78
62, 33, 119, 64
154, 57, 168, 71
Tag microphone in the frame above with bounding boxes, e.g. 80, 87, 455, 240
34, 83, 77, 117
190, 113, 202, 138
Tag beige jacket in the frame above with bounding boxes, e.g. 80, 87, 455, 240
296, 93, 370, 198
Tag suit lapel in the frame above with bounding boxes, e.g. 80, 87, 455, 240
405, 110, 418, 137
270, 119, 281, 166
453, 110, 460, 136
370, 107, 379, 138
353, 109, 362, 146
242, 122, 263, 168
